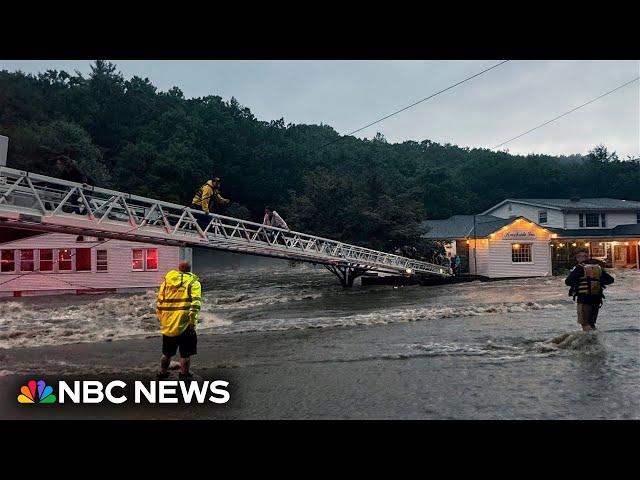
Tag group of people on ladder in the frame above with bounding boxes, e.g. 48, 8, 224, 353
190, 176, 289, 234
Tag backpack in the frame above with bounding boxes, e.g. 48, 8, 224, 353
576, 263, 603, 297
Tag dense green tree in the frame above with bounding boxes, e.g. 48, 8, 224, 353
1, 61, 638, 254
6, 119, 110, 185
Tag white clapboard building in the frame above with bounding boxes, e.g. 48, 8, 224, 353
422, 215, 555, 278
482, 198, 640, 269
0, 231, 191, 297
422, 197, 640, 278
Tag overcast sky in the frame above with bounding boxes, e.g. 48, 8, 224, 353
1, 60, 638, 158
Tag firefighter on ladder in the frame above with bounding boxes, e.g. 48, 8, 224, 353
191, 177, 230, 231
54, 155, 95, 214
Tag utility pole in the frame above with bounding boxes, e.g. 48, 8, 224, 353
473, 214, 478, 275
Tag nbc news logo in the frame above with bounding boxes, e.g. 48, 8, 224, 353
17, 380, 57, 404
17, 378, 229, 405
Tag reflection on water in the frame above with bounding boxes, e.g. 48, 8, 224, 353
0, 250, 638, 419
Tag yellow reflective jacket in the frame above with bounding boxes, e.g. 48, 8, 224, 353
192, 181, 228, 214
156, 270, 202, 337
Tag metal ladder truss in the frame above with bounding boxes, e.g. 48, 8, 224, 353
0, 167, 451, 284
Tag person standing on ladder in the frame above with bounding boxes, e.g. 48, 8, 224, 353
53, 155, 95, 214
191, 176, 230, 231
262, 206, 290, 244
263, 206, 289, 230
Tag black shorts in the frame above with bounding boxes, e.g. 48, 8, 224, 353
162, 328, 197, 358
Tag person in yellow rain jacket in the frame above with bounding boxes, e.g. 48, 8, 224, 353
191, 177, 230, 230
156, 261, 202, 380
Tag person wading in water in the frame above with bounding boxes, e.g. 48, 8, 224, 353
564, 249, 614, 331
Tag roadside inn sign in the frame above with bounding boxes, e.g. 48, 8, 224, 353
502, 230, 537, 240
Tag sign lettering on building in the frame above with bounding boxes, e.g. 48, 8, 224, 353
502, 231, 537, 240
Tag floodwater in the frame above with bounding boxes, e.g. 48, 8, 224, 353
0, 251, 638, 419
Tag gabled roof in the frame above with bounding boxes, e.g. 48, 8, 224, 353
482, 198, 640, 214
422, 215, 523, 239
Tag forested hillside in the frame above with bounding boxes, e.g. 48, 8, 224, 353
1, 61, 638, 253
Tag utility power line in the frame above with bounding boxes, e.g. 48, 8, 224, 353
492, 76, 640, 150
311, 60, 511, 154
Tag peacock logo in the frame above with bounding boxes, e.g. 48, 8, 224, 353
17, 379, 57, 404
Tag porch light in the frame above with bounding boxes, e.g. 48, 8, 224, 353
513, 243, 520, 249
405, 268, 413, 275
551, 234, 558, 238
571, 243, 577, 247
584, 242, 590, 247
559, 243, 565, 247
625, 242, 629, 246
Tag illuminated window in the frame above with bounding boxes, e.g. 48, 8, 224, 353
132, 248, 158, 271
146, 249, 158, 271
20, 250, 35, 272
511, 243, 532, 263
538, 211, 548, 224
590, 242, 605, 257
132, 249, 144, 271
96, 250, 108, 272
1, 250, 15, 272
58, 249, 73, 271
40, 249, 53, 271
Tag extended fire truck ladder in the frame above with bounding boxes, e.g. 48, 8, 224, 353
0, 167, 451, 286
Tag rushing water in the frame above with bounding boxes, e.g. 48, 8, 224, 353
0, 251, 638, 419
